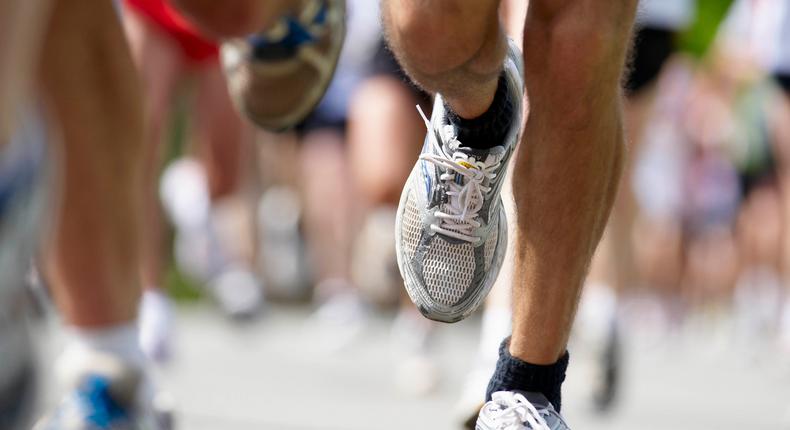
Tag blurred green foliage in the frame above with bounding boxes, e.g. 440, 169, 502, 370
165, 264, 204, 302
678, 0, 735, 58
163, 91, 205, 302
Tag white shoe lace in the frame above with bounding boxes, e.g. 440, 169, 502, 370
417, 106, 501, 244
485, 392, 551, 430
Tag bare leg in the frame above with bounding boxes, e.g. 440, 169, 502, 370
348, 76, 425, 206
123, 9, 186, 294
381, 0, 505, 117
195, 66, 247, 202
40, 0, 144, 328
195, 63, 259, 272
300, 130, 353, 286
509, 0, 637, 364
595, 85, 661, 295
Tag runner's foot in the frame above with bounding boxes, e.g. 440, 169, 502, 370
476, 391, 570, 430
395, 39, 524, 323
221, 0, 346, 131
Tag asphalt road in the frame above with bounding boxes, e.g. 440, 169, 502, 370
37, 304, 790, 429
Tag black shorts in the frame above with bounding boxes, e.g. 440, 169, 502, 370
775, 72, 790, 96
371, 40, 432, 106
625, 27, 676, 96
297, 40, 430, 136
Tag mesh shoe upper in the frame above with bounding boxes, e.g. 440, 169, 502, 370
396, 39, 524, 323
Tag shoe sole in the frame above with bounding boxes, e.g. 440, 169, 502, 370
223, 0, 346, 132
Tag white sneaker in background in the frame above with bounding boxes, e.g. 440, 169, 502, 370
573, 282, 621, 413
257, 186, 310, 300
139, 290, 174, 364
390, 308, 439, 396
209, 265, 265, 321
352, 208, 401, 307
306, 283, 367, 352
455, 307, 512, 428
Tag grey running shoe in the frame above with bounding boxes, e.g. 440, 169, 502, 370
395, 39, 524, 323
476, 391, 570, 430
221, 0, 346, 131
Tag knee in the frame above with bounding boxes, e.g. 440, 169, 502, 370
524, 0, 637, 124
526, 0, 636, 73
383, 0, 499, 78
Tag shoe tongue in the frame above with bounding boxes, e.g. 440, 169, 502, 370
450, 144, 506, 165
511, 391, 553, 410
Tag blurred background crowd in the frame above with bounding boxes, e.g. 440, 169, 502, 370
10, 0, 790, 428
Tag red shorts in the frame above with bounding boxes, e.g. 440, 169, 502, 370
125, 0, 219, 63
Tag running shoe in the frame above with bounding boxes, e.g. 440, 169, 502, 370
476, 391, 570, 430
138, 290, 174, 363
221, 0, 346, 131
395, 39, 524, 323
574, 283, 621, 413
209, 265, 265, 321
34, 354, 159, 430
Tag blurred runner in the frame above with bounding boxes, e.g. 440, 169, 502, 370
582, 0, 696, 412
345, 15, 441, 392
714, 0, 790, 351
24, 0, 345, 428
123, 0, 265, 359
29, 1, 163, 428
296, 0, 378, 349
294, 3, 442, 394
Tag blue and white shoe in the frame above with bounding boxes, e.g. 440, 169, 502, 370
395, 39, 524, 323
221, 0, 346, 131
476, 391, 570, 430
34, 354, 160, 430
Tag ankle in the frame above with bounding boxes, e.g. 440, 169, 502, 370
443, 77, 499, 119
63, 322, 146, 369
444, 73, 514, 150
486, 337, 569, 412
509, 335, 566, 366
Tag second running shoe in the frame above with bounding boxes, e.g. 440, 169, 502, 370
395, 39, 524, 323
221, 0, 345, 131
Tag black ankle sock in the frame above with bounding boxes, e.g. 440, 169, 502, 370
485, 337, 569, 412
444, 73, 513, 150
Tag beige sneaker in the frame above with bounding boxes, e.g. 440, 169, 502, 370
221, 0, 346, 131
